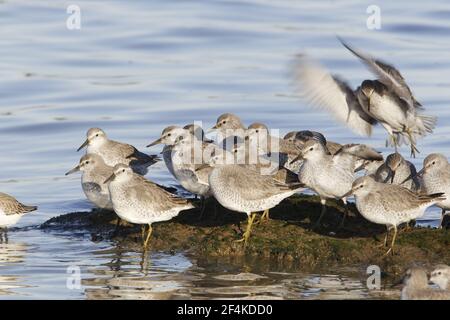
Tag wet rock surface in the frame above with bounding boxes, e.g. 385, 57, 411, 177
41, 195, 450, 275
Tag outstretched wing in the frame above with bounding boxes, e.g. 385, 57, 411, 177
292, 55, 375, 136
339, 38, 422, 110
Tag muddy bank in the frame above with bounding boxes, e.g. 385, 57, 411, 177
41, 195, 449, 274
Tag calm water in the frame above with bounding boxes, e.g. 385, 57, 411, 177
0, 0, 449, 299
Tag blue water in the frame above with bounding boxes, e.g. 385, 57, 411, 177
0, 0, 449, 299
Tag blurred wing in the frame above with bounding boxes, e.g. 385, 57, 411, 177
336, 143, 383, 161
292, 55, 374, 136
339, 38, 421, 110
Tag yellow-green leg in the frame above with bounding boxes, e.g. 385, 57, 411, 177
141, 225, 146, 240
384, 225, 398, 256
143, 225, 153, 251
260, 209, 270, 222
235, 213, 257, 246
377, 226, 389, 248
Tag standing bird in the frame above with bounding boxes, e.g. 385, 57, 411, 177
0, 193, 37, 242
292, 139, 382, 227
430, 264, 450, 290
65, 154, 114, 210
105, 164, 194, 250
200, 153, 303, 246
344, 176, 445, 255
77, 128, 160, 175
147, 126, 191, 178
400, 267, 450, 300
375, 153, 420, 191
410, 153, 450, 228
246, 122, 302, 173
293, 40, 436, 157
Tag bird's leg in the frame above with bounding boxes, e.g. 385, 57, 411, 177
212, 199, 218, 221
112, 218, 122, 237
376, 226, 390, 248
261, 209, 270, 221
313, 199, 327, 229
256, 209, 270, 224
2, 228, 8, 244
141, 225, 147, 240
143, 225, 153, 251
384, 225, 398, 256
439, 209, 447, 229
338, 198, 348, 229
392, 134, 398, 153
235, 213, 257, 246
198, 196, 206, 222
407, 130, 419, 158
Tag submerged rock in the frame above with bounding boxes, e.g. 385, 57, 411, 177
41, 194, 450, 274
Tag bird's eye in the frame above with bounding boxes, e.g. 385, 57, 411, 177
360, 185, 364, 188
309, 147, 313, 151
168, 133, 171, 137
432, 161, 435, 165
438, 272, 442, 275
86, 161, 89, 164
222, 121, 226, 124
122, 169, 125, 173
96, 134, 99, 137
256, 130, 259, 133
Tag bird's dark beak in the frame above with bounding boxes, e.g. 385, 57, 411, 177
204, 138, 214, 143
207, 124, 218, 133
401, 168, 423, 185
416, 167, 425, 178
342, 189, 354, 199
354, 163, 365, 173
77, 139, 89, 152
65, 165, 80, 176
289, 153, 303, 165
367, 97, 371, 112
146, 137, 162, 147
104, 173, 116, 184
390, 170, 396, 184
195, 164, 210, 172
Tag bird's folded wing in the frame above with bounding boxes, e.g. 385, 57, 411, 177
292, 55, 374, 136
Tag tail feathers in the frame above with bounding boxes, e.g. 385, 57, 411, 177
415, 114, 437, 135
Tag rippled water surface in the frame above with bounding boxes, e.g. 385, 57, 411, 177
1, 0, 449, 299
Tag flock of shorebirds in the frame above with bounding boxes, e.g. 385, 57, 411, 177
0, 39, 449, 299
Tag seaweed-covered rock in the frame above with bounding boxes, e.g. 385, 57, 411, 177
41, 194, 450, 274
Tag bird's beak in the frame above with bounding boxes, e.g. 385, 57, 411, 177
195, 164, 210, 172
367, 97, 371, 112
354, 163, 365, 173
65, 165, 80, 176
390, 170, 396, 184
146, 137, 162, 147
401, 168, 424, 185
207, 124, 218, 133
341, 188, 354, 199
77, 139, 89, 152
289, 153, 303, 165
204, 138, 214, 143
104, 173, 116, 184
